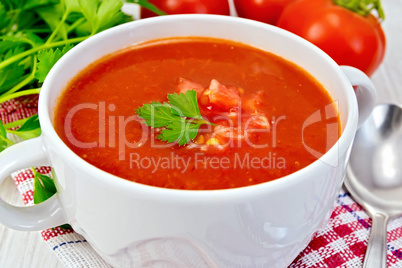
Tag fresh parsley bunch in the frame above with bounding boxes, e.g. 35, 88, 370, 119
0, 0, 132, 147
0, 0, 161, 150
0, 0, 161, 217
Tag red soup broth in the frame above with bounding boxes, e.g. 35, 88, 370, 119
54, 37, 340, 190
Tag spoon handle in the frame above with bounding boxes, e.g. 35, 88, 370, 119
363, 213, 388, 268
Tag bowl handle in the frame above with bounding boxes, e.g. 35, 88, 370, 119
340, 66, 377, 128
0, 136, 67, 231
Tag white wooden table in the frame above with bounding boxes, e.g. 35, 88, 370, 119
1, 1, 401, 267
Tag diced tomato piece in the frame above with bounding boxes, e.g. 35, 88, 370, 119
210, 113, 270, 145
244, 113, 270, 129
213, 124, 244, 143
177, 78, 205, 95
204, 79, 241, 111
244, 90, 264, 113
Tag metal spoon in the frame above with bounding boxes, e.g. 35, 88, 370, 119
344, 103, 402, 268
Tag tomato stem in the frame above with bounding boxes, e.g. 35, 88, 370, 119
333, 0, 385, 19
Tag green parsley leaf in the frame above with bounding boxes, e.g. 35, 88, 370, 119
0, 120, 14, 152
0, 120, 7, 139
168, 90, 203, 119
0, 139, 8, 152
24, 32, 46, 47
126, 0, 167, 16
0, 40, 23, 55
78, 0, 98, 32
31, 167, 72, 230
35, 44, 72, 82
1, 0, 23, 10
1, 32, 44, 48
0, 3, 10, 34
7, 114, 41, 140
63, 0, 81, 12
0, 46, 26, 93
32, 168, 57, 204
0, 115, 41, 151
96, 0, 126, 31
23, 0, 59, 10
78, 0, 126, 34
159, 118, 201, 146
136, 90, 214, 146
35, 3, 69, 40
137, 102, 179, 127
0, 121, 9, 151
13, 10, 39, 33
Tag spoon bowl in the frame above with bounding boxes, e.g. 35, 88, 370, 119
344, 103, 402, 267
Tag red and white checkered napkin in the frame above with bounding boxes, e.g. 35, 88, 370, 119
3, 97, 402, 268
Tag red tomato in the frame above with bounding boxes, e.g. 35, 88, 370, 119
141, 0, 230, 18
233, 0, 297, 25
277, 0, 386, 76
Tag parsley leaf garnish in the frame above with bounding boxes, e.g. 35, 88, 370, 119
35, 44, 73, 82
136, 90, 214, 146
168, 90, 204, 119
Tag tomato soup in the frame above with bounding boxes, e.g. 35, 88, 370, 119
54, 37, 340, 190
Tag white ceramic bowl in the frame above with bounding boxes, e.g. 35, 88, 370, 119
0, 14, 376, 267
